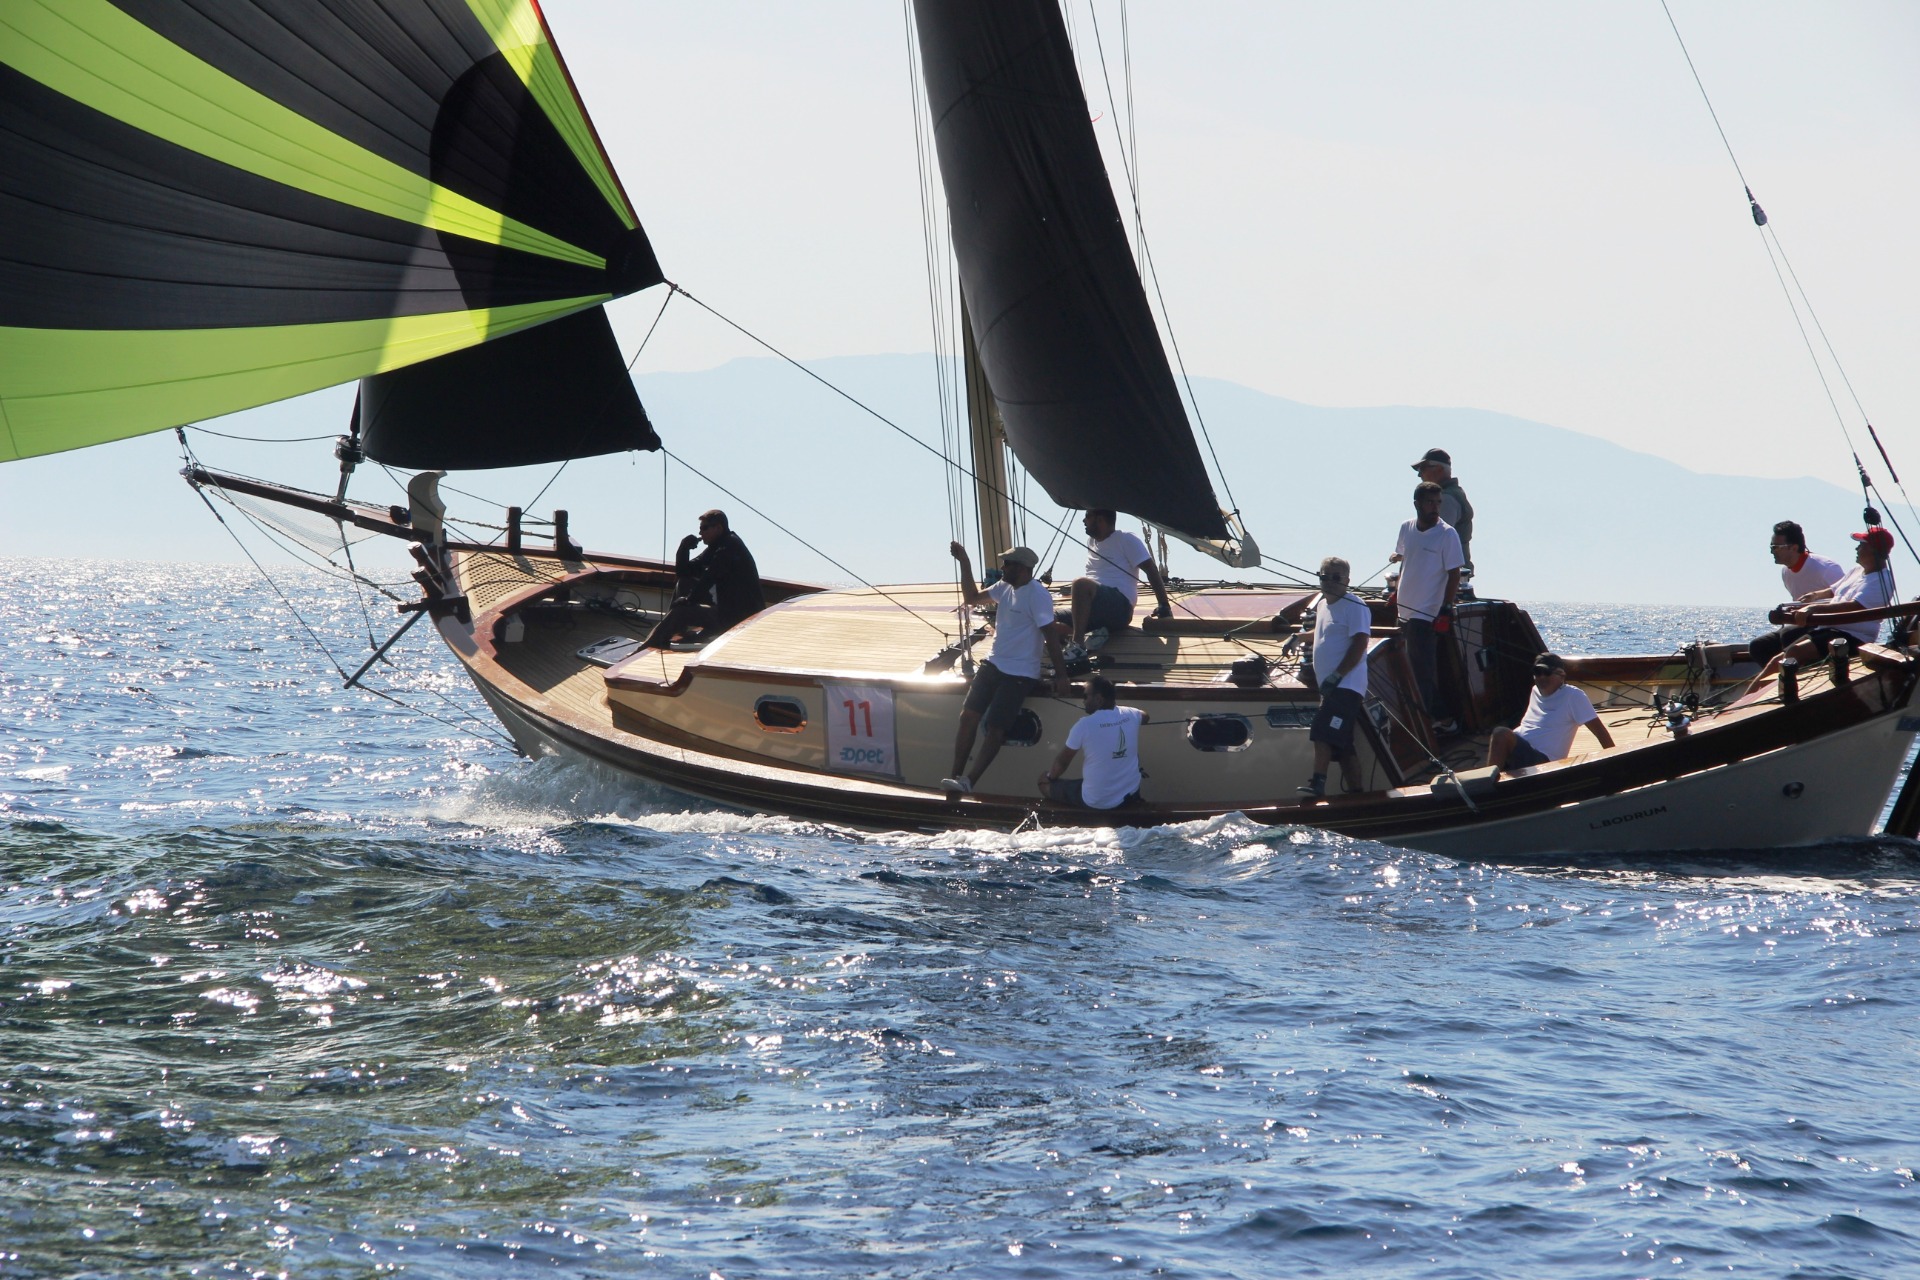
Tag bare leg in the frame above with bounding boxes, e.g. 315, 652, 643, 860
1487, 727, 1516, 769
950, 710, 982, 778
967, 725, 1010, 784
1311, 741, 1335, 775
1336, 753, 1363, 793
1069, 577, 1096, 643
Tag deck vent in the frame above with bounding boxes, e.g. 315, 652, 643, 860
1265, 704, 1314, 729
1002, 709, 1045, 747
1187, 714, 1253, 752
753, 695, 808, 733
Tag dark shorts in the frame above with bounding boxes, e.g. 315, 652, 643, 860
1086, 584, 1133, 631
1045, 776, 1143, 809
1506, 736, 1551, 769
1309, 686, 1365, 754
1801, 627, 1867, 659
963, 660, 1036, 732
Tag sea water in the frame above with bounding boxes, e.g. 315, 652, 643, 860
3, 560, 1917, 1278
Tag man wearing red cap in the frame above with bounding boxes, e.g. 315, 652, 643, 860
1768, 525, 1896, 666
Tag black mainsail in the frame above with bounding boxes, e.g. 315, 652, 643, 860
912, 0, 1229, 541
0, 0, 658, 468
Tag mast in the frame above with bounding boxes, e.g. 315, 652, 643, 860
961, 300, 1016, 565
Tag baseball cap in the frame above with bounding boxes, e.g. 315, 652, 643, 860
1852, 526, 1894, 554
1531, 651, 1567, 674
1411, 447, 1451, 471
999, 546, 1039, 569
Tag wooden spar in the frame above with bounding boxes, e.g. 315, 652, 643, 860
960, 299, 1016, 565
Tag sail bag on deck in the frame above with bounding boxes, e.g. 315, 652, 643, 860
0, 0, 661, 465
912, 0, 1229, 540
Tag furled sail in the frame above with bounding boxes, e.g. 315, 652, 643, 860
912, 0, 1229, 541
0, 0, 661, 464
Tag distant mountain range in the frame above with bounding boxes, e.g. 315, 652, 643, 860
0, 353, 1878, 609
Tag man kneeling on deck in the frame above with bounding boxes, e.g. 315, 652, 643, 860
1038, 676, 1146, 809
941, 543, 1068, 796
1274, 556, 1372, 798
1489, 653, 1614, 774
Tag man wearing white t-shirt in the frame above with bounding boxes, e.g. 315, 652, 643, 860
1489, 652, 1614, 774
1038, 676, 1146, 809
1389, 482, 1465, 734
941, 542, 1068, 796
1065, 509, 1173, 653
1749, 520, 1849, 666
1769, 525, 1896, 666
1274, 556, 1373, 798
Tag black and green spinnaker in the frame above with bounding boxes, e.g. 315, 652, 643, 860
0, 0, 661, 467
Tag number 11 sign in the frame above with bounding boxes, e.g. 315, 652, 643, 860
822, 683, 899, 777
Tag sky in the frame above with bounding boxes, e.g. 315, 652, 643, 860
3, 1, 1917, 584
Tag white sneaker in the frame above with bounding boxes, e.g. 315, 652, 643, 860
1084, 626, 1110, 651
939, 775, 973, 794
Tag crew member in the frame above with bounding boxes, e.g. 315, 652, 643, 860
642, 509, 765, 649
1413, 448, 1474, 577
1274, 556, 1372, 798
1488, 653, 1615, 774
1038, 675, 1147, 809
1765, 525, 1895, 667
941, 543, 1068, 796
1389, 480, 1465, 735
1748, 519, 1849, 667
1065, 509, 1173, 655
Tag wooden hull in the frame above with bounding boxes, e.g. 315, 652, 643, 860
436, 547, 1920, 855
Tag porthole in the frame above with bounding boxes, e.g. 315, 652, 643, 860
1002, 709, 1044, 747
753, 695, 808, 733
1187, 714, 1253, 752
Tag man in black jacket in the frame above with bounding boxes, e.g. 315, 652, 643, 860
642, 509, 766, 649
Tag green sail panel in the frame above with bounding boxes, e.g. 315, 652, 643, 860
0, 0, 662, 462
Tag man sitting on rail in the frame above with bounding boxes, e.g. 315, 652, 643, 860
642, 509, 766, 650
941, 543, 1069, 796
1748, 519, 1849, 667
1764, 525, 1895, 667
1037, 675, 1146, 810
1488, 653, 1614, 774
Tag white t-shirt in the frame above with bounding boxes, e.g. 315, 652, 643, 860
1394, 519, 1464, 622
1066, 705, 1146, 809
1516, 682, 1599, 761
1826, 564, 1893, 643
1782, 552, 1846, 599
985, 578, 1056, 679
1311, 593, 1372, 695
1084, 529, 1152, 606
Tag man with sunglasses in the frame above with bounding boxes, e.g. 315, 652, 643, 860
1275, 556, 1372, 798
642, 509, 766, 649
1488, 653, 1613, 774
1748, 520, 1848, 667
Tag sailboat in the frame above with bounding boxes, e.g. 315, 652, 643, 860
7, 0, 1918, 855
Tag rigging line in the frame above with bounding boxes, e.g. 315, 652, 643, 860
901, 0, 966, 549
187, 427, 338, 444
179, 436, 351, 683
668, 282, 1212, 591
510, 289, 683, 525
1661, 1, 1919, 567
1658, 0, 1752, 190
197, 476, 409, 601
1085, 3, 1240, 520
339, 517, 380, 652
660, 447, 952, 640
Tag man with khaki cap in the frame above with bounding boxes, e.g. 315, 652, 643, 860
941, 542, 1068, 795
